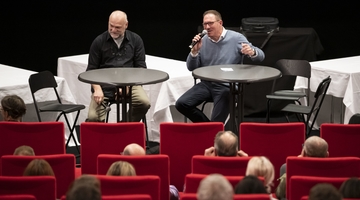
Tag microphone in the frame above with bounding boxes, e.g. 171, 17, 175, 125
189, 30, 208, 49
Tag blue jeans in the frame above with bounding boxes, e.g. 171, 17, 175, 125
175, 81, 230, 123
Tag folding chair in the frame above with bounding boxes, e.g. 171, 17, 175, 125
80, 122, 146, 174
286, 156, 360, 199
191, 155, 251, 176
28, 70, 85, 153
160, 122, 224, 191
1, 154, 76, 199
97, 154, 170, 200
321, 123, 360, 157
279, 76, 331, 136
266, 59, 311, 123
0, 176, 56, 200
95, 175, 160, 200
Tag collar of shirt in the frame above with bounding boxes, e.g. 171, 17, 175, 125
209, 27, 227, 43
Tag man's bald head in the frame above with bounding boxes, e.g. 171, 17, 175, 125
123, 143, 145, 156
214, 131, 238, 156
304, 136, 329, 157
108, 10, 128, 39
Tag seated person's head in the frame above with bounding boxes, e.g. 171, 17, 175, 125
66, 175, 101, 200
339, 177, 360, 198
275, 173, 286, 200
303, 136, 329, 157
122, 143, 145, 155
235, 175, 267, 194
197, 173, 233, 200
23, 159, 54, 176
214, 131, 238, 156
106, 161, 136, 176
309, 183, 341, 200
14, 145, 35, 156
1, 95, 26, 122
246, 156, 274, 193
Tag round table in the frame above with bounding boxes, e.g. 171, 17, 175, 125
78, 68, 169, 122
192, 64, 281, 135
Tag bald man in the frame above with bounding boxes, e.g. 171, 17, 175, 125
122, 143, 146, 155
204, 131, 248, 157
86, 10, 150, 122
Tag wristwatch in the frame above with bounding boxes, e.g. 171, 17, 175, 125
252, 48, 256, 56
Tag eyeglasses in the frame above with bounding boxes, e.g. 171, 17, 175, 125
202, 21, 219, 27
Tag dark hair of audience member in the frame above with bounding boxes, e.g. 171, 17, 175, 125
309, 183, 342, 200
235, 175, 267, 194
23, 159, 54, 176
106, 161, 136, 176
66, 175, 101, 200
339, 177, 360, 198
1, 95, 26, 122
13, 145, 35, 156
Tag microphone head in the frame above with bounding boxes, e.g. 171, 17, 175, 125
201, 30, 208, 35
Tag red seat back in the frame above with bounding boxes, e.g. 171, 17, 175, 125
1, 154, 75, 199
191, 155, 251, 176
233, 194, 271, 200
97, 154, 169, 200
160, 122, 224, 191
102, 195, 152, 200
80, 122, 146, 174
95, 175, 160, 200
286, 156, 360, 199
290, 176, 348, 200
240, 122, 305, 190
0, 176, 56, 200
321, 123, 360, 157
0, 122, 65, 173
0, 195, 36, 200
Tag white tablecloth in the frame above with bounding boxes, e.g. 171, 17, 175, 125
0, 64, 79, 146
294, 56, 360, 125
57, 54, 193, 142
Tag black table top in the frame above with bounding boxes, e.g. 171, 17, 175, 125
78, 68, 169, 87
192, 64, 281, 84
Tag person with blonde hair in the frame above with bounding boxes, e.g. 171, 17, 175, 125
23, 159, 54, 176
246, 156, 276, 196
106, 161, 136, 176
197, 173, 233, 200
1, 94, 26, 122
13, 145, 35, 156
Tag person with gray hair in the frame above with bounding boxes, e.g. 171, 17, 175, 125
122, 143, 146, 155
204, 131, 248, 157
276, 136, 329, 200
197, 173, 234, 200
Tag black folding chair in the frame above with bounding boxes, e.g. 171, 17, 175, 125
280, 76, 331, 137
28, 71, 85, 153
266, 59, 311, 122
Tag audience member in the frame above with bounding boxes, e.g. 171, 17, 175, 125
235, 175, 267, 194
13, 145, 35, 156
197, 173, 233, 200
66, 174, 101, 200
308, 183, 341, 200
122, 143, 179, 200
106, 161, 136, 176
122, 143, 146, 155
23, 159, 54, 176
204, 130, 248, 157
339, 177, 360, 198
175, 9, 265, 124
86, 10, 150, 122
246, 156, 275, 196
275, 173, 286, 200
1, 94, 26, 122
276, 136, 329, 199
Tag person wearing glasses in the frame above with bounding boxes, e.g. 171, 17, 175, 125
86, 10, 150, 122
175, 10, 265, 124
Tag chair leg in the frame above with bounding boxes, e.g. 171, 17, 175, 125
142, 116, 150, 149
63, 112, 81, 155
266, 99, 271, 123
